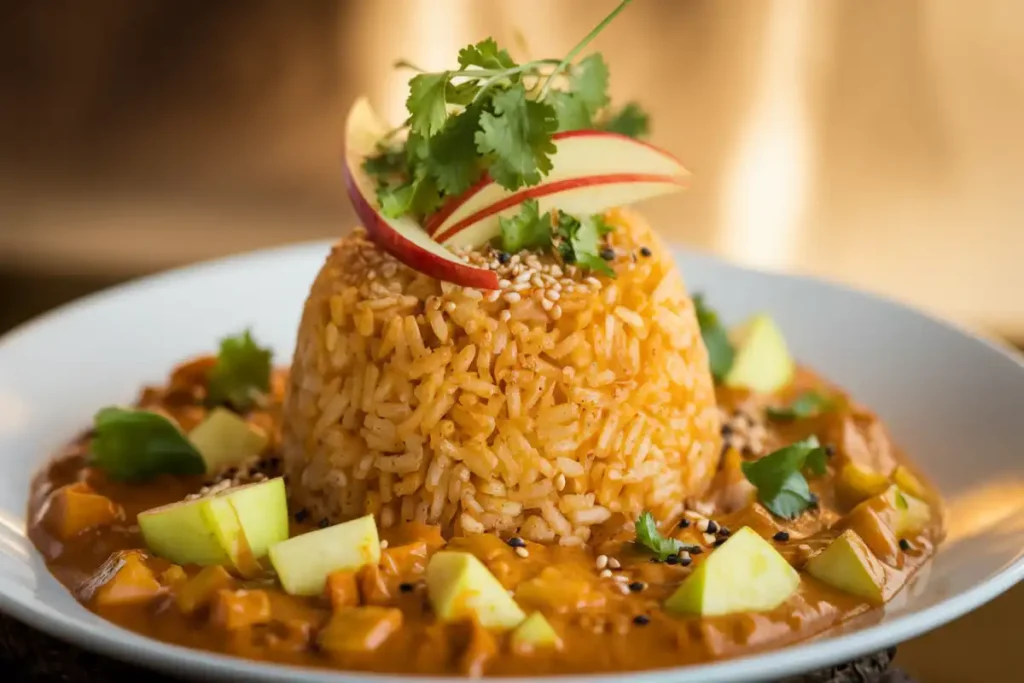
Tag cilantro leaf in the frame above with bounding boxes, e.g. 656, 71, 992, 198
406, 72, 451, 137
363, 147, 406, 181
692, 293, 735, 381
568, 53, 610, 116
741, 436, 828, 519
426, 102, 486, 196
766, 390, 835, 421
497, 199, 553, 253
635, 511, 684, 560
207, 330, 273, 412
599, 102, 650, 138
549, 90, 593, 132
90, 407, 206, 482
568, 215, 615, 276
458, 38, 517, 71
475, 84, 558, 190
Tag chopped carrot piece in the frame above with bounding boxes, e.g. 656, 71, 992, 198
160, 565, 188, 589
357, 563, 392, 605
176, 565, 235, 614
43, 482, 122, 540
169, 355, 217, 392
93, 551, 162, 607
211, 589, 272, 630
459, 619, 497, 677
325, 570, 361, 610
317, 606, 403, 655
380, 541, 428, 582
386, 522, 445, 552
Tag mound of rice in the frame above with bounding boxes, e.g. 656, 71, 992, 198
281, 209, 721, 545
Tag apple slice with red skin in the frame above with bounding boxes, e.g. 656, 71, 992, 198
426, 131, 690, 248
343, 98, 500, 289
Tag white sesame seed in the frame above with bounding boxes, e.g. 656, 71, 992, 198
599, 569, 613, 579
380, 540, 389, 550
608, 558, 621, 570
697, 519, 710, 532
498, 279, 511, 289
515, 546, 529, 559
595, 555, 609, 570
545, 289, 561, 301
613, 574, 629, 583
551, 305, 563, 320
678, 550, 691, 562
541, 298, 554, 311
703, 533, 717, 545
444, 301, 456, 313
504, 292, 522, 304
499, 310, 512, 322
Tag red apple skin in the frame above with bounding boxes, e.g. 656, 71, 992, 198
433, 172, 687, 245
342, 162, 499, 290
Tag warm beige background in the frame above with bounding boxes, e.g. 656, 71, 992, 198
1, 1, 1023, 678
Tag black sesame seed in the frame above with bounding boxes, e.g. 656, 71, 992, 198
665, 554, 680, 565
720, 424, 733, 436
294, 508, 310, 523
706, 520, 719, 534
600, 247, 616, 261
678, 519, 691, 529
824, 444, 836, 458
808, 493, 820, 508
497, 251, 511, 264
689, 546, 704, 555
507, 537, 526, 548
317, 518, 329, 529
628, 581, 645, 592
773, 531, 790, 542
399, 582, 415, 593
742, 445, 755, 457
718, 527, 731, 537
678, 555, 693, 567
899, 539, 912, 551
714, 537, 728, 547
633, 615, 650, 626
640, 247, 652, 258
648, 557, 661, 564
225, 467, 238, 478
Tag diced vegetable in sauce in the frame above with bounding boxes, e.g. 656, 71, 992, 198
176, 565, 236, 614
188, 407, 269, 472
511, 612, 562, 653
426, 551, 526, 630
805, 530, 893, 605
269, 514, 381, 596
92, 551, 162, 607
211, 589, 273, 630
317, 607, 403, 655
41, 482, 122, 540
724, 314, 794, 393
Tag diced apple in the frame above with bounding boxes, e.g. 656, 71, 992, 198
885, 486, 931, 537
426, 551, 526, 630
188, 407, 268, 473
724, 314, 794, 394
176, 565, 236, 614
805, 530, 891, 605
318, 606, 403, 655
92, 551, 163, 607
428, 130, 689, 248
211, 588, 273, 630
343, 98, 499, 290
42, 482, 123, 540
137, 478, 288, 575
269, 514, 381, 596
664, 527, 799, 616
892, 465, 929, 500
510, 612, 562, 653
836, 462, 891, 508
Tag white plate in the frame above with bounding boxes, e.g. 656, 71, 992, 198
1, 241, 1022, 683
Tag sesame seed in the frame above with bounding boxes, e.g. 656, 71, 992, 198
640, 247, 652, 257
648, 557, 661, 564
608, 558, 621, 570
497, 252, 511, 264
379, 540, 389, 550
515, 546, 530, 559
599, 569, 613, 579
498, 279, 511, 289
545, 289, 560, 301
504, 292, 522, 304
318, 518, 329, 529
773, 531, 790, 542
633, 615, 650, 626
825, 445, 836, 457
551, 304, 563, 320
444, 301, 456, 313
696, 519, 710, 532
678, 552, 692, 566
600, 247, 615, 261
689, 547, 704, 555
703, 533, 717, 545
399, 582, 414, 593
678, 519, 690, 529
613, 574, 629, 583
809, 493, 820, 508
718, 527, 731, 537
706, 520, 719, 534
294, 508, 310, 523
899, 539, 912, 551
499, 310, 512, 322
665, 554, 680, 565
507, 537, 526, 548
596, 554, 609, 570
714, 537, 728, 547
628, 581, 645, 592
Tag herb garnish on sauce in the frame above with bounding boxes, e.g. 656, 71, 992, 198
207, 330, 273, 412
635, 511, 684, 560
741, 436, 828, 519
89, 408, 205, 482
765, 390, 834, 421
692, 293, 735, 381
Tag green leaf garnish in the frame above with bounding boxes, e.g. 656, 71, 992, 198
765, 390, 835, 421
406, 72, 452, 137
457, 37, 517, 71
498, 199, 552, 253
692, 293, 735, 381
556, 213, 615, 277
635, 511, 684, 560
741, 436, 828, 519
475, 84, 558, 190
207, 330, 273, 412
598, 102, 650, 138
90, 408, 205, 482
493, 202, 615, 276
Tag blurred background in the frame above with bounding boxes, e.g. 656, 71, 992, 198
0, 0, 1022, 678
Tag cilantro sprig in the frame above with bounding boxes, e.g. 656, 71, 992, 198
366, 0, 647, 224
693, 293, 735, 382
494, 200, 616, 276
765, 390, 835, 421
635, 511, 685, 561
741, 437, 829, 519
206, 330, 273, 412
89, 407, 206, 482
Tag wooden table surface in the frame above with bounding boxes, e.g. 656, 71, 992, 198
1, 2, 1022, 679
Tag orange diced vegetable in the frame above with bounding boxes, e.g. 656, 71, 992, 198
176, 565, 236, 614
93, 551, 162, 607
358, 563, 392, 605
387, 522, 445, 552
43, 482, 122, 540
459, 619, 497, 677
325, 570, 361, 610
160, 565, 188, 589
211, 589, 272, 630
380, 541, 428, 582
317, 606, 403, 655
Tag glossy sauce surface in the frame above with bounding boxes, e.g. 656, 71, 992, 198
27, 364, 943, 676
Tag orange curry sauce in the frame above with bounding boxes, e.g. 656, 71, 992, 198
27, 362, 943, 676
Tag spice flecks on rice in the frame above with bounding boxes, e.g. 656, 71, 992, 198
281, 209, 721, 544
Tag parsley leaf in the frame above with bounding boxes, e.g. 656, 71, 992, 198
598, 102, 650, 138
569, 53, 610, 116
458, 38, 517, 71
741, 436, 828, 519
554, 213, 615, 276
207, 330, 273, 412
426, 102, 487, 196
475, 84, 558, 190
406, 72, 451, 137
692, 293, 735, 381
549, 90, 593, 131
635, 511, 684, 560
497, 199, 553, 253
90, 407, 205, 482
766, 390, 835, 421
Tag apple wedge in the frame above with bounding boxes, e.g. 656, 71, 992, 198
427, 130, 690, 248
343, 98, 499, 290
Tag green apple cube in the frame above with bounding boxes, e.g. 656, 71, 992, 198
269, 514, 381, 596
511, 612, 561, 651
426, 551, 526, 631
188, 408, 268, 473
806, 529, 889, 604
885, 486, 931, 537
138, 478, 288, 574
664, 526, 800, 616
724, 314, 794, 394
